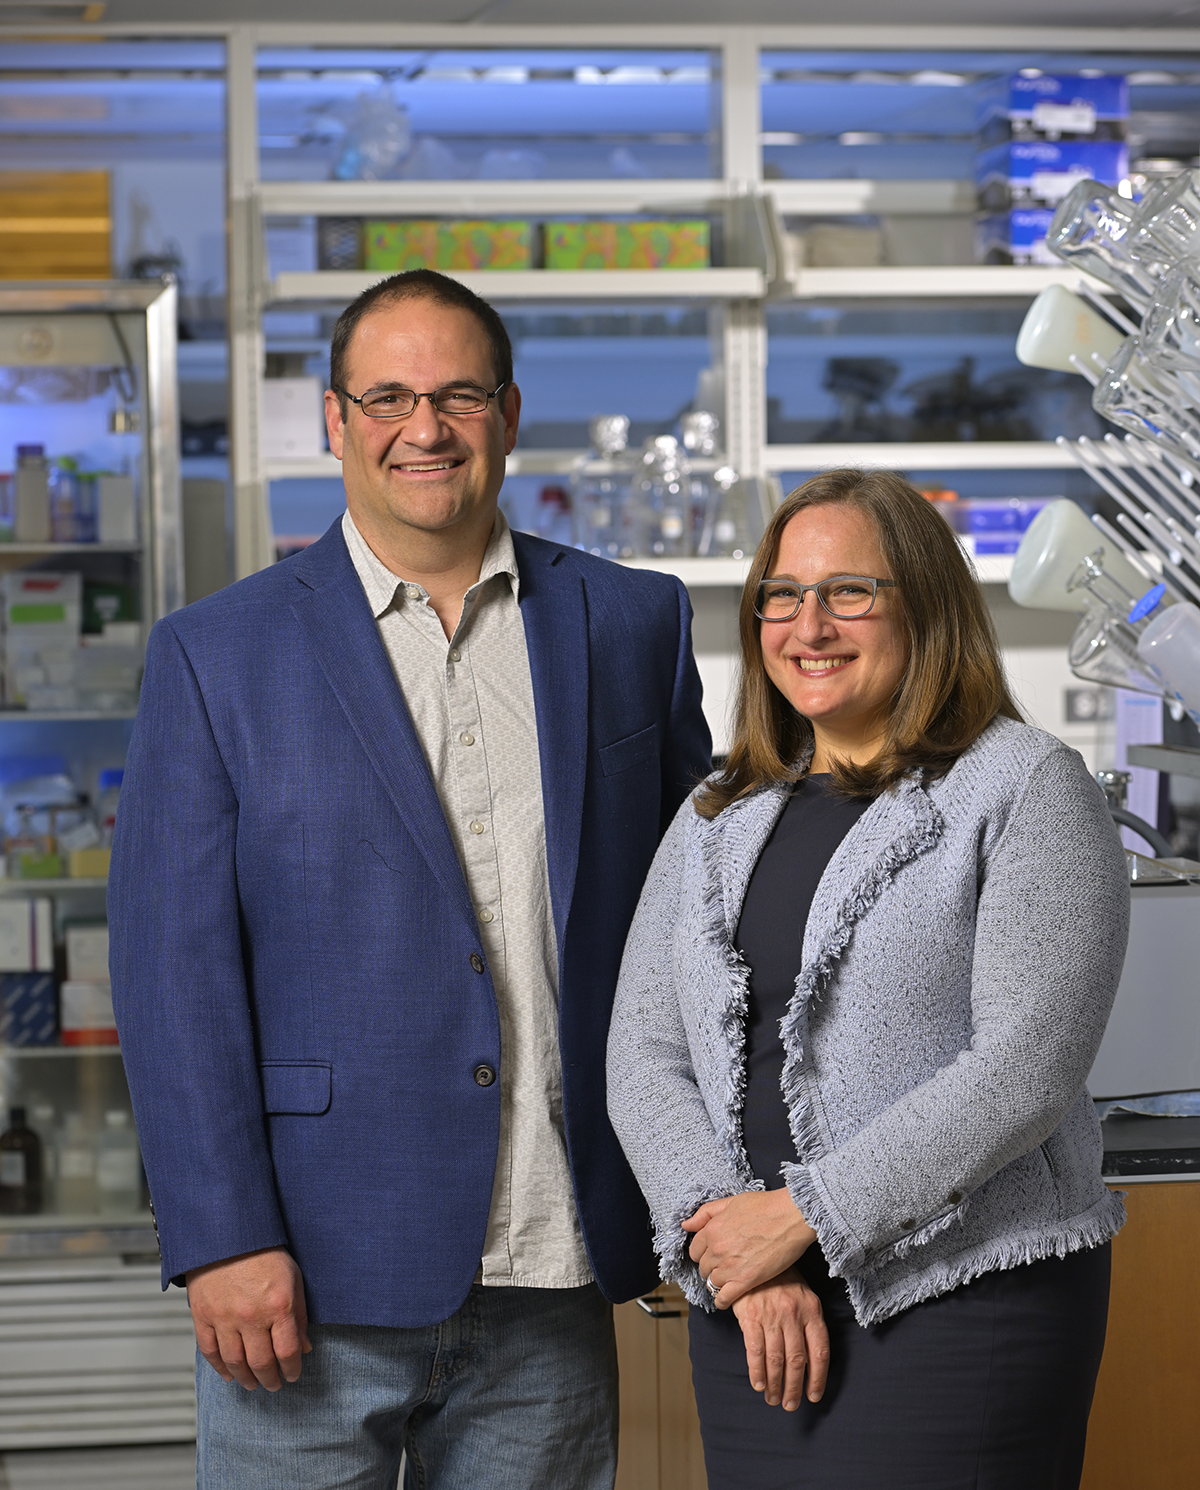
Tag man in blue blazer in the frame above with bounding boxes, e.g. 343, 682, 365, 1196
109, 269, 710, 1489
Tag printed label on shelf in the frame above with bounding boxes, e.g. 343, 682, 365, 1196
1032, 101, 1096, 135
0, 1151, 25, 1186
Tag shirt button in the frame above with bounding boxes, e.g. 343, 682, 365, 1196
449, 648, 462, 662
479, 908, 494, 923
474, 1064, 496, 1087
460, 732, 475, 746
469, 953, 484, 974
405, 585, 421, 600
469, 820, 485, 835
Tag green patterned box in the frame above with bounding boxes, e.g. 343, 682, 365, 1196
544, 221, 710, 270
364, 220, 533, 272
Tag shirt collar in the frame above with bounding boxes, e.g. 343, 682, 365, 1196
341, 508, 520, 621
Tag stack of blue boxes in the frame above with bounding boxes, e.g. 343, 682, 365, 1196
975, 73, 1129, 265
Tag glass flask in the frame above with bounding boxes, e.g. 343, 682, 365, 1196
679, 411, 721, 555
1045, 180, 1169, 311
1092, 337, 1200, 467
1135, 168, 1200, 262
1064, 549, 1175, 698
633, 435, 691, 559
1140, 257, 1200, 401
570, 415, 636, 559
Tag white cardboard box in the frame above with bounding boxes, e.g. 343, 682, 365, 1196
0, 899, 54, 973
66, 923, 109, 982
261, 377, 324, 461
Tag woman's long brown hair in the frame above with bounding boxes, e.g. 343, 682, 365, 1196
694, 469, 1023, 818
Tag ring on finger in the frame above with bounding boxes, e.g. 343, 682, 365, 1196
704, 1274, 720, 1299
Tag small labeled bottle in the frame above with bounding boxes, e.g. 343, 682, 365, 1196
0, 1106, 43, 1215
96, 1109, 142, 1215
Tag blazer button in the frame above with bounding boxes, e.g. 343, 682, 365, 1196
474, 1064, 496, 1087
948, 1191, 964, 1204
469, 953, 484, 974
900, 1218, 916, 1230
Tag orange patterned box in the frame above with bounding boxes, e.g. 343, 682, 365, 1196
364, 220, 533, 271
544, 220, 710, 270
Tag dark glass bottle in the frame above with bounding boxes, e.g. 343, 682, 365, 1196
0, 1106, 43, 1215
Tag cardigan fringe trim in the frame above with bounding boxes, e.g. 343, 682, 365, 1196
843, 1187, 1127, 1327
653, 1187, 737, 1312
783, 1159, 866, 1276
697, 804, 768, 1187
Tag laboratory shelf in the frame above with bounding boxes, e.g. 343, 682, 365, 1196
764, 442, 1079, 471
765, 179, 975, 216
0, 544, 142, 556
269, 268, 767, 305
965, 554, 1014, 585
0, 711, 136, 722
0, 1210, 151, 1231
782, 266, 1102, 300
267, 449, 620, 480
259, 178, 732, 217
619, 556, 752, 586
0, 1046, 122, 1059
0, 879, 107, 895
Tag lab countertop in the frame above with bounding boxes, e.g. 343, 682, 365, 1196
1101, 1113, 1200, 1180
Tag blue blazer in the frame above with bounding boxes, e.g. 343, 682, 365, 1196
108, 520, 711, 1327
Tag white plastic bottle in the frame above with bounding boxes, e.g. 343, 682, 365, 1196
95, 1110, 142, 1216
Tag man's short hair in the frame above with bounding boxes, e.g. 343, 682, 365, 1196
328, 269, 514, 416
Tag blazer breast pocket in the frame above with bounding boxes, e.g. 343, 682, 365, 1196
261, 1062, 332, 1115
599, 723, 659, 778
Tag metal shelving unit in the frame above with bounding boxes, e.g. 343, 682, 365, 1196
216, 24, 1167, 583
0, 279, 187, 1446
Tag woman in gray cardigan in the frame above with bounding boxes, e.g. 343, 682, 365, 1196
607, 469, 1130, 1489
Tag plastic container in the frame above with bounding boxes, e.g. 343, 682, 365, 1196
1137, 599, 1200, 721
13, 445, 50, 544
1009, 498, 1149, 612
55, 1113, 97, 1214
95, 1110, 141, 1215
1015, 284, 1124, 376
96, 768, 122, 847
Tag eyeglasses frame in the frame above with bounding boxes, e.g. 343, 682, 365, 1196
333, 380, 508, 419
755, 575, 897, 622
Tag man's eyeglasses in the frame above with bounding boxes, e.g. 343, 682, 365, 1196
755, 575, 897, 622
334, 382, 507, 419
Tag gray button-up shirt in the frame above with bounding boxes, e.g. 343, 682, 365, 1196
342, 510, 593, 1288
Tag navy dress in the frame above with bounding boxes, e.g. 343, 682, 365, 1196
687, 775, 1110, 1490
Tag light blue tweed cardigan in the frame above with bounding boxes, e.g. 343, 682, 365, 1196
607, 717, 1131, 1326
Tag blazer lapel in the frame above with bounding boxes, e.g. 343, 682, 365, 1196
512, 533, 588, 951
289, 525, 476, 936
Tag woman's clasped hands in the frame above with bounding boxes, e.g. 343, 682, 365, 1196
684, 1189, 829, 1410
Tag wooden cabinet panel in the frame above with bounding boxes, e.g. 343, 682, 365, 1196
1082, 1181, 1200, 1490
616, 1285, 707, 1490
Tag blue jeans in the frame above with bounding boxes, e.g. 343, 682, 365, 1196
196, 1283, 618, 1490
